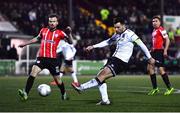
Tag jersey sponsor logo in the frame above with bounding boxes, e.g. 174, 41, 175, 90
43, 39, 55, 44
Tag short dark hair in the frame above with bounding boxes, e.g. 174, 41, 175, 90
152, 15, 161, 21
113, 17, 125, 24
48, 13, 59, 20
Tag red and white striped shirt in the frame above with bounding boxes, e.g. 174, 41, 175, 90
152, 26, 168, 50
38, 27, 66, 58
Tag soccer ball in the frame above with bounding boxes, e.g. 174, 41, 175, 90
37, 84, 51, 97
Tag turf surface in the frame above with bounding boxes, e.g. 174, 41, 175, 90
0, 75, 180, 112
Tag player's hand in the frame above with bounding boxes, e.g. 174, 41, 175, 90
148, 57, 155, 65
65, 26, 72, 34
18, 44, 25, 48
85, 46, 94, 52
163, 50, 168, 58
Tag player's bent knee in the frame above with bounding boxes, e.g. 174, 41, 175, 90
147, 64, 154, 74
30, 65, 41, 77
97, 68, 112, 81
159, 69, 165, 75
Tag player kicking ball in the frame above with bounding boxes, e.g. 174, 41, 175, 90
72, 17, 155, 105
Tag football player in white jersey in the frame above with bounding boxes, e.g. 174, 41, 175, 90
72, 17, 155, 105
51, 28, 79, 86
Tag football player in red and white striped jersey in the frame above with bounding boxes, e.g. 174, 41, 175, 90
18, 14, 72, 101
147, 16, 174, 96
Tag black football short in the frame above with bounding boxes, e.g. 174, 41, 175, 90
35, 57, 59, 76
151, 49, 164, 67
104, 57, 128, 76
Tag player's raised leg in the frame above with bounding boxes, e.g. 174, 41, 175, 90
72, 67, 113, 93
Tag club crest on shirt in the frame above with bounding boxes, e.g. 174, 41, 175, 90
55, 34, 58, 38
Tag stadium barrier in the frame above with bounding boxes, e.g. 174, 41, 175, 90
15, 60, 105, 75
0, 60, 16, 76
2, 59, 179, 76
76, 60, 105, 75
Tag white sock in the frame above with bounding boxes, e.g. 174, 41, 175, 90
80, 78, 99, 90
59, 72, 63, 78
71, 72, 78, 83
72, 60, 78, 83
98, 83, 109, 102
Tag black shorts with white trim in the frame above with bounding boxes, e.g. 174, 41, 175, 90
103, 57, 128, 76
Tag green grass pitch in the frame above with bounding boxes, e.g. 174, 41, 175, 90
0, 75, 180, 112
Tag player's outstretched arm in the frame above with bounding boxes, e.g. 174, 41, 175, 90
18, 37, 39, 48
85, 46, 94, 52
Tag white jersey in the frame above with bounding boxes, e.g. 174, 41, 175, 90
93, 29, 151, 63
57, 40, 76, 60
111, 29, 139, 62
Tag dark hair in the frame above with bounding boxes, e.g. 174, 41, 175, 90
152, 15, 161, 21
113, 17, 125, 24
48, 13, 59, 20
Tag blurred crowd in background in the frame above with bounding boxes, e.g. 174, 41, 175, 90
0, 0, 180, 73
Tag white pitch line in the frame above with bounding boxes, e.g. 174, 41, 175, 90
174, 89, 180, 94
50, 85, 180, 94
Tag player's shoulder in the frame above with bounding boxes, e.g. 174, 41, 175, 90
158, 26, 168, 35
124, 29, 134, 34
158, 26, 166, 31
124, 29, 136, 37
38, 27, 48, 34
40, 27, 47, 31
54, 29, 63, 33
55, 29, 67, 36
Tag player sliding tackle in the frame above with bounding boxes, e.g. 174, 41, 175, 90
72, 17, 156, 105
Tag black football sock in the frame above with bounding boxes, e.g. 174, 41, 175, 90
25, 75, 35, 94
95, 77, 103, 85
57, 82, 65, 95
161, 73, 171, 89
150, 73, 157, 89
